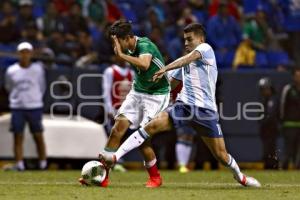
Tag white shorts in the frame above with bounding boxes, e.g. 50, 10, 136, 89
116, 90, 170, 129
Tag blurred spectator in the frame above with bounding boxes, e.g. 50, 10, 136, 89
279, 0, 300, 65
207, 1, 241, 50
81, 0, 107, 25
258, 77, 279, 169
36, 1, 66, 37
143, 7, 163, 36
232, 34, 256, 70
243, 9, 270, 51
102, 56, 133, 129
95, 23, 115, 64
75, 30, 98, 68
16, 0, 38, 34
64, 2, 89, 40
52, 0, 75, 16
3, 42, 47, 171
209, 0, 241, 21
149, 26, 170, 63
177, 6, 198, 27
105, 0, 122, 23
0, 1, 19, 43
280, 68, 300, 169
20, 21, 43, 49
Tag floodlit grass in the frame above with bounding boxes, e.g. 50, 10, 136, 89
0, 170, 299, 200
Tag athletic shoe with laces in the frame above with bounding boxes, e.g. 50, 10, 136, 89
145, 176, 162, 188
234, 174, 261, 187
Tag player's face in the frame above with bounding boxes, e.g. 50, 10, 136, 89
183, 32, 203, 53
117, 36, 130, 52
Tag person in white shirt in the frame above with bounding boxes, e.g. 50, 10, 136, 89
4, 42, 47, 171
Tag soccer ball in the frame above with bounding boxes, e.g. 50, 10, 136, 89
81, 160, 106, 186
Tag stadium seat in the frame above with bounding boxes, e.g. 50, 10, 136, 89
118, 3, 138, 23
255, 51, 268, 68
266, 51, 290, 68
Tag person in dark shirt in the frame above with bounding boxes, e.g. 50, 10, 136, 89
258, 77, 279, 169
280, 68, 300, 169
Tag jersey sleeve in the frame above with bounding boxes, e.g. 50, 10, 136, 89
138, 42, 153, 56
194, 43, 215, 66
171, 68, 182, 81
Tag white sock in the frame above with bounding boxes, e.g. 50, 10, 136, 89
144, 158, 157, 168
115, 128, 149, 161
39, 160, 47, 169
17, 160, 25, 170
226, 154, 243, 180
176, 142, 192, 166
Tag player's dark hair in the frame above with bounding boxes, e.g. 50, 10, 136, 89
109, 20, 134, 39
183, 23, 206, 38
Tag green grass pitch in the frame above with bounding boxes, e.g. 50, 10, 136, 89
0, 170, 299, 200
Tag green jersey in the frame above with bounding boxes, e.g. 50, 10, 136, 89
126, 37, 170, 95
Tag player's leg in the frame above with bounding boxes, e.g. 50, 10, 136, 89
105, 115, 131, 149
111, 111, 173, 162
176, 127, 194, 173
106, 101, 187, 163
200, 134, 261, 187
139, 140, 162, 188
104, 90, 140, 152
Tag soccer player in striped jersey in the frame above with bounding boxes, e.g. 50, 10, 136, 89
99, 23, 261, 187
91, 20, 170, 188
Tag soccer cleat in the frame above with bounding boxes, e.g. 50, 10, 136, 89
98, 152, 117, 169
145, 176, 162, 188
78, 178, 89, 186
179, 165, 189, 173
99, 176, 109, 187
99, 165, 110, 187
235, 174, 261, 187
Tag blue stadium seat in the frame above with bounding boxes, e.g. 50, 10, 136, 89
255, 51, 268, 68
266, 51, 290, 68
192, 10, 207, 24
118, 3, 138, 23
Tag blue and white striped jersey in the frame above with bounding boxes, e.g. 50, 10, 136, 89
171, 43, 218, 112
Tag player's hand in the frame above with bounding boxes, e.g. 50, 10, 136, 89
152, 68, 166, 82
111, 35, 122, 56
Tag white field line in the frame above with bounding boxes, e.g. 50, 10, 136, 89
0, 182, 299, 188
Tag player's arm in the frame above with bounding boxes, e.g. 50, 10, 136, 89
119, 54, 151, 71
153, 50, 201, 81
112, 35, 151, 71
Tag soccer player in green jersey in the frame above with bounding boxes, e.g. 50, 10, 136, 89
98, 20, 170, 188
